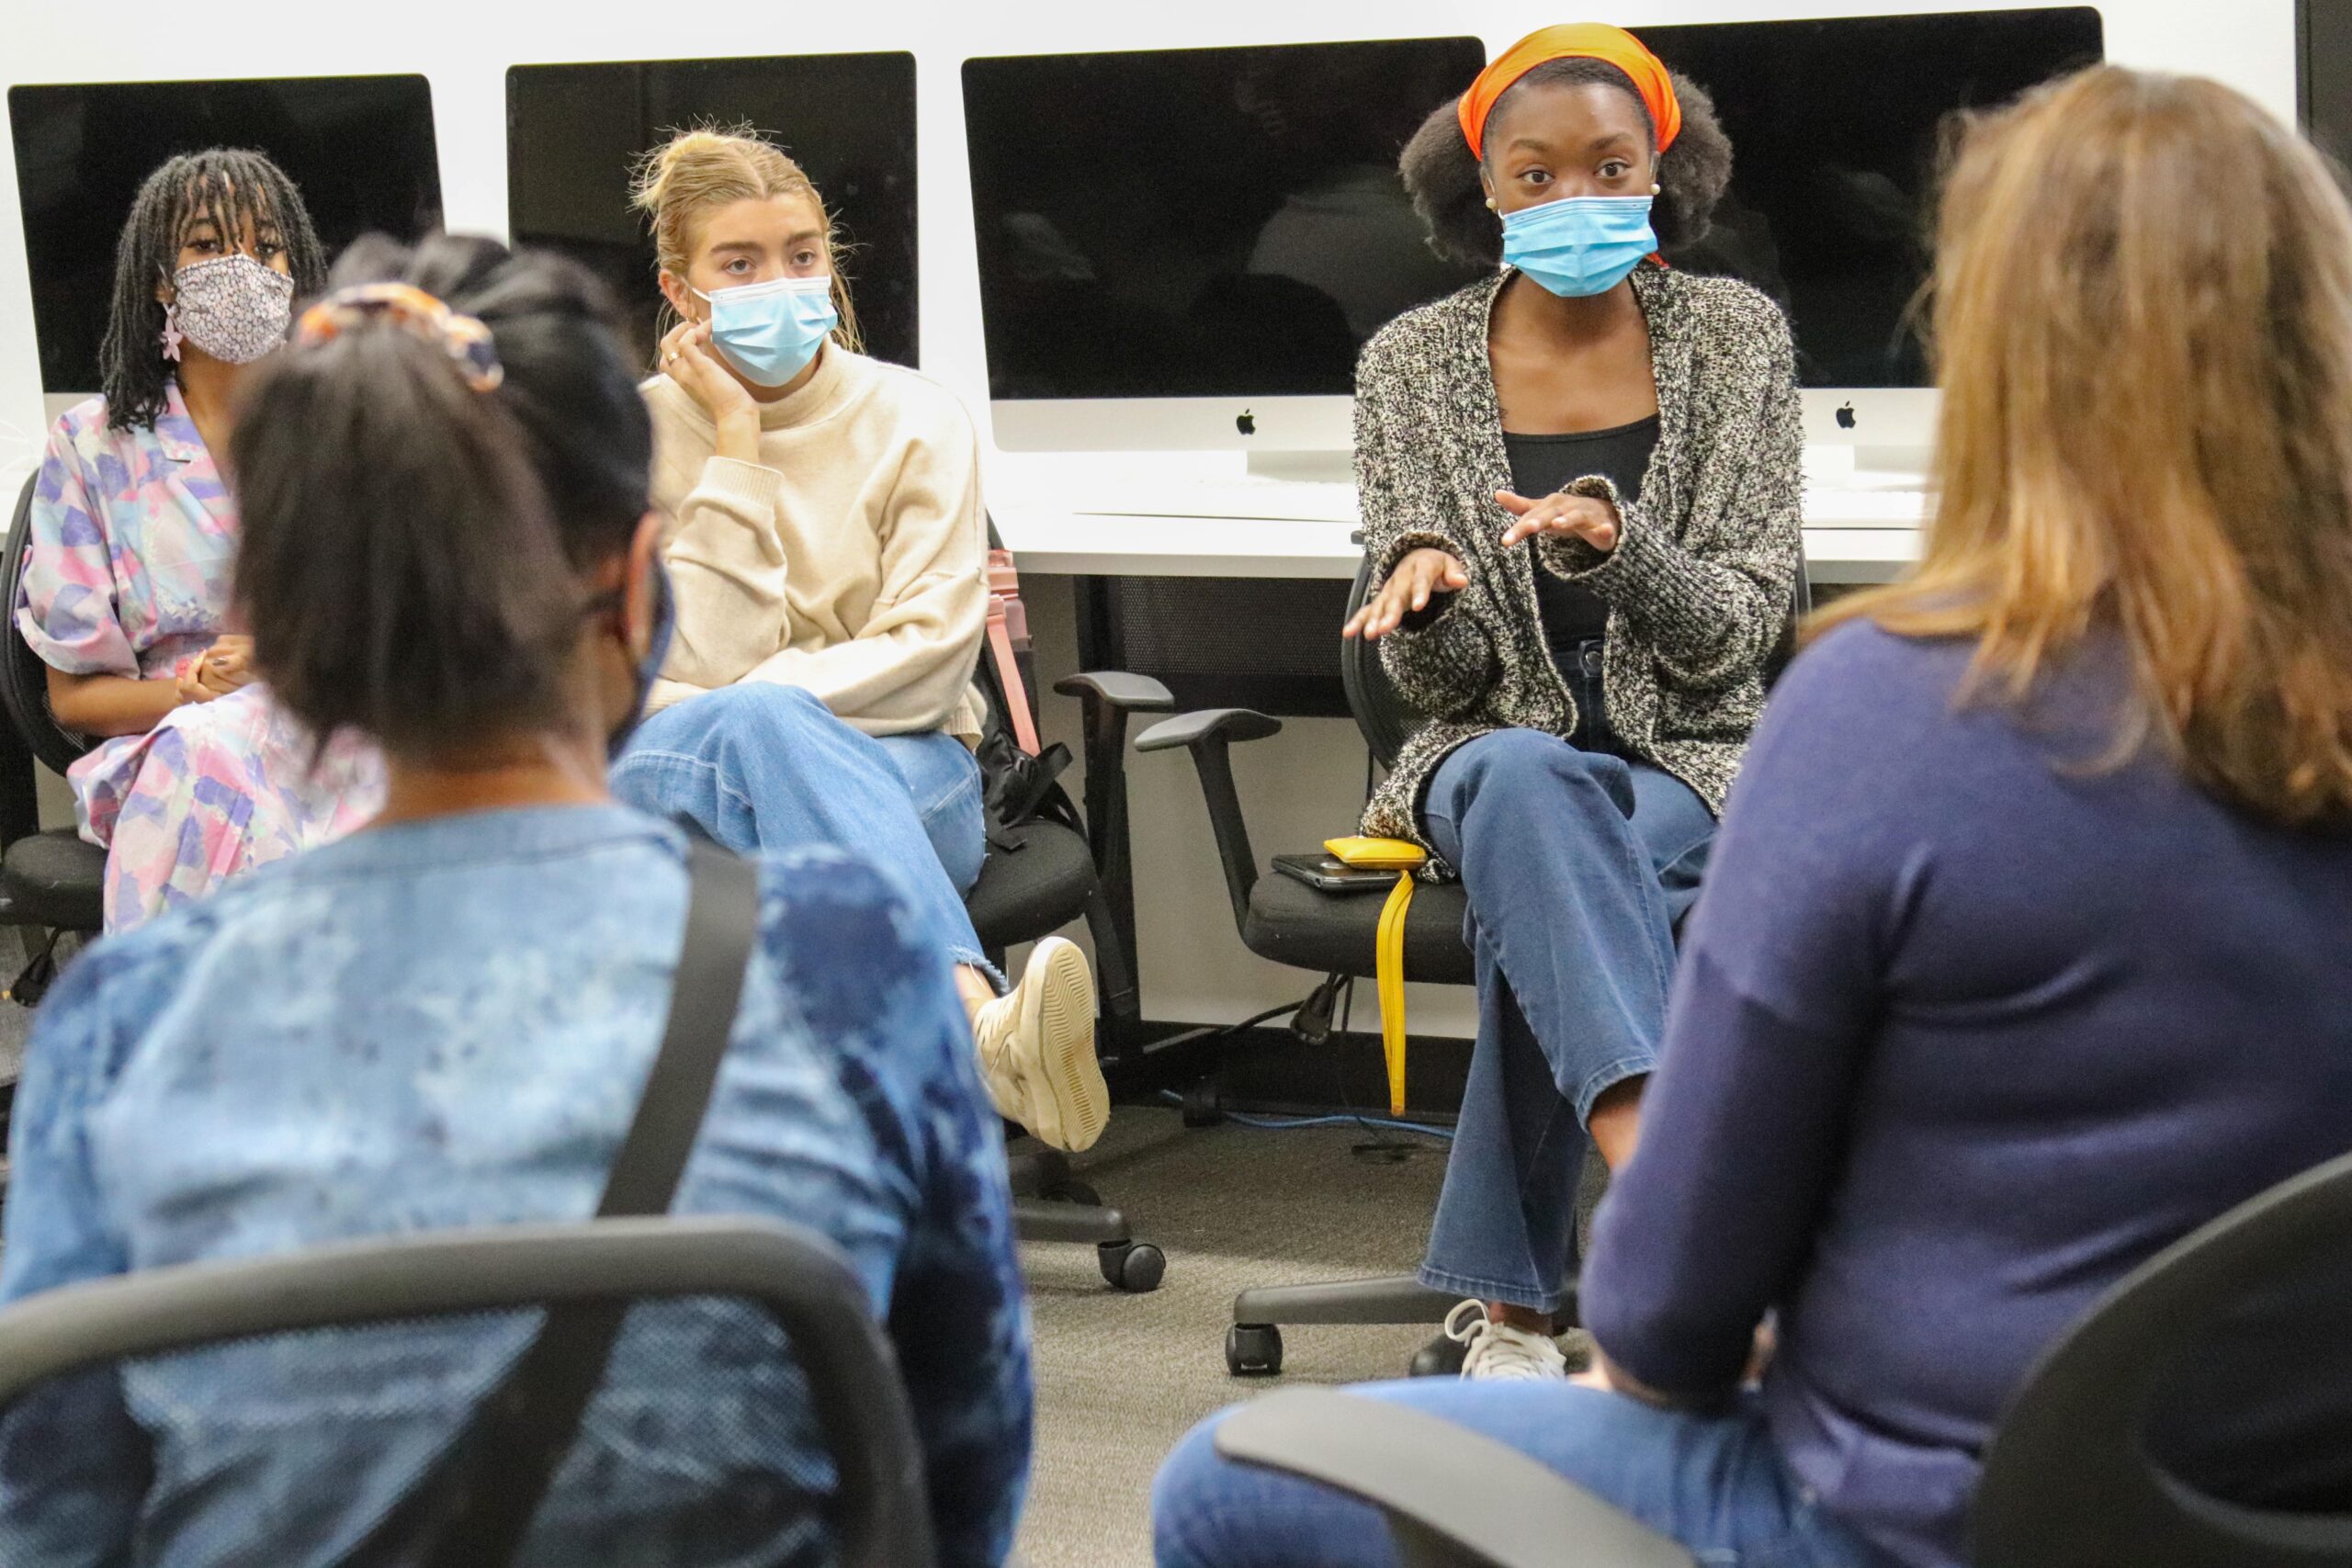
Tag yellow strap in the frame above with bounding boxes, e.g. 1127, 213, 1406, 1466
1374, 868, 1415, 1116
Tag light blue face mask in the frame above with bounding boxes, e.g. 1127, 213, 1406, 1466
1499, 195, 1657, 299
694, 274, 839, 386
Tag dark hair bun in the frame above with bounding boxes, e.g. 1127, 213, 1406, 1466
229, 234, 653, 758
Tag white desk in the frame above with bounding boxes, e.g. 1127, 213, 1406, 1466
992, 446, 1928, 587
991, 506, 1921, 584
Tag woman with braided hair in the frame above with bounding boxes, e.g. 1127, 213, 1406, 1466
17, 149, 383, 930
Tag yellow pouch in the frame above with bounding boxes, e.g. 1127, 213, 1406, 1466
1324, 837, 1427, 1114
1324, 836, 1429, 873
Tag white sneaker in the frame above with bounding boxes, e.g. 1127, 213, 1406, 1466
971, 936, 1107, 1153
1444, 1299, 1569, 1381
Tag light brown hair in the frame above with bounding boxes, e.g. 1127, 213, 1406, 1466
1814, 66, 2352, 828
628, 124, 864, 355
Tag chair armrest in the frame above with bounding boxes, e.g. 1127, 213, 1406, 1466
1132, 708, 1283, 934
1053, 671, 1174, 714
1134, 708, 1283, 752
1046, 671, 1174, 1027
1213, 1389, 1697, 1568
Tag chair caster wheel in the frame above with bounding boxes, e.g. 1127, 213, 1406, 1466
1408, 1329, 1467, 1379
1099, 1240, 1165, 1292
1227, 1323, 1283, 1377
1182, 1081, 1226, 1128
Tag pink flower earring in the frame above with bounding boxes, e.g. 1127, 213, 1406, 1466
160, 301, 183, 363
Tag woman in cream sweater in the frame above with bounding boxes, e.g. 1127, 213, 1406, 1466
611, 126, 1106, 1154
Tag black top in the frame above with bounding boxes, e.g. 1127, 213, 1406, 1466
1503, 414, 1660, 667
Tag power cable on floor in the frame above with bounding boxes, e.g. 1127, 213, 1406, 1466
1155, 1089, 1452, 1142
1137, 998, 1310, 1056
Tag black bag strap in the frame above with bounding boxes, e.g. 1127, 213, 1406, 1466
586, 840, 762, 1220
406, 840, 763, 1568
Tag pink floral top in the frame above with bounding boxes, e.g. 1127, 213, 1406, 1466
18, 383, 232, 683
16, 385, 383, 931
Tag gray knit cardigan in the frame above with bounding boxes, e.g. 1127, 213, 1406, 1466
1355, 265, 1804, 875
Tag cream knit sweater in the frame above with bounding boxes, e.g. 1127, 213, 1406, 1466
640, 344, 989, 739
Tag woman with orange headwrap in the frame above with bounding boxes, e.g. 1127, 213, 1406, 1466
1340, 24, 1801, 1382
1162, 58, 2352, 1568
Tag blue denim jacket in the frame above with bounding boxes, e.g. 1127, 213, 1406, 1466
0, 806, 1031, 1567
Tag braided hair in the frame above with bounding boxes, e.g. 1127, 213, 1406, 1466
99, 149, 327, 432
1401, 58, 1734, 267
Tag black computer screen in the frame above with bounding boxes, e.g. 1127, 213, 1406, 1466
7, 74, 443, 396
1639, 7, 2104, 388
506, 54, 918, 373
964, 38, 1490, 401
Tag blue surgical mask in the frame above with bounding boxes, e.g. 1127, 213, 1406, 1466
608, 557, 676, 760
1499, 196, 1657, 299
693, 274, 839, 386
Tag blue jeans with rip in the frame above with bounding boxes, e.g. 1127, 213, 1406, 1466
1151, 1383, 1886, 1568
609, 682, 995, 978
1417, 727, 1714, 1312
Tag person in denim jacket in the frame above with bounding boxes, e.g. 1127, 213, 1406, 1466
0, 234, 1031, 1568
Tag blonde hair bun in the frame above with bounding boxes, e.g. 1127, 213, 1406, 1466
631, 124, 862, 353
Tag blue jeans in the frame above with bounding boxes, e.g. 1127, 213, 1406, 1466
610, 683, 993, 976
1418, 728, 1714, 1311
1151, 1383, 1885, 1568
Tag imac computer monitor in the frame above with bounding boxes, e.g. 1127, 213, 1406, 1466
964, 37, 1489, 454
8, 73, 442, 408
1636, 6, 2105, 456
507, 53, 918, 376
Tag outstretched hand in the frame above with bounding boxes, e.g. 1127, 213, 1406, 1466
1498, 490, 1620, 553
1343, 547, 1470, 642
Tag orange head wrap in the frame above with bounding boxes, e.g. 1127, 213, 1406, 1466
1457, 23, 1681, 162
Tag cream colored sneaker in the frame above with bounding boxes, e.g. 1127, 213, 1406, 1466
970, 936, 1106, 1152
1443, 1299, 1569, 1381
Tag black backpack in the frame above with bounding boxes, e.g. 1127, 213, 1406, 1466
972, 534, 1083, 847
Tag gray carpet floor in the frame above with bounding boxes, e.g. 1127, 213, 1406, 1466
1012, 1107, 1454, 1568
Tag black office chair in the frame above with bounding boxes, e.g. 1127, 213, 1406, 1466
1972, 1147, 2352, 1566
1136, 541, 1812, 1375
0, 471, 106, 992
969, 525, 1177, 1292
0, 1215, 936, 1567
1213, 1148, 2352, 1568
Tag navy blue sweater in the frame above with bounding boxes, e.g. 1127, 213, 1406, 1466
1584, 621, 2352, 1567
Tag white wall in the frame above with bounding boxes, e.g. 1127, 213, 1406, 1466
0, 0, 2301, 1029
0, 0, 2302, 465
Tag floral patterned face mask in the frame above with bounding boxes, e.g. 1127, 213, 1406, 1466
166, 254, 294, 365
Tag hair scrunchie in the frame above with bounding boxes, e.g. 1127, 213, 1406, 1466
293, 282, 504, 393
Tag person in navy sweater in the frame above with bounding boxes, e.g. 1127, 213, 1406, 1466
1153, 64, 2352, 1568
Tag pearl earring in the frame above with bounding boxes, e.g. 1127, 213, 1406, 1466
1486, 197, 1498, 210
1650, 182, 1662, 196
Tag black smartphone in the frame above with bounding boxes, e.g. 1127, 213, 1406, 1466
1271, 853, 1398, 894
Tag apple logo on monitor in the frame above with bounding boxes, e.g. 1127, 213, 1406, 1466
1236, 409, 1256, 436
1836, 401, 1857, 431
